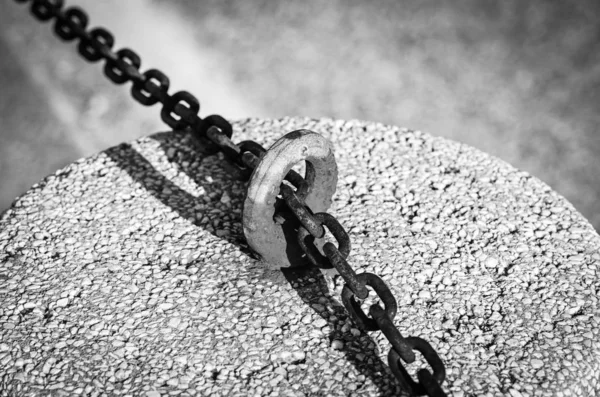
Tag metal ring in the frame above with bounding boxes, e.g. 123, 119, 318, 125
243, 130, 338, 268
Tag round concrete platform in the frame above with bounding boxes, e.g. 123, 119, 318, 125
0, 117, 598, 396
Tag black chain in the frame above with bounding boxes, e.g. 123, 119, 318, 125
17, 0, 447, 395
202, 131, 448, 396
19, 0, 232, 154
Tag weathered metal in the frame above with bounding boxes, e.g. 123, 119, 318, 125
243, 130, 338, 268
341, 272, 398, 331
389, 338, 447, 396
296, 211, 350, 269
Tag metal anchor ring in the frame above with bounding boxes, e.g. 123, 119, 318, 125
243, 129, 338, 268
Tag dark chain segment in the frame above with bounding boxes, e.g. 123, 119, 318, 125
206, 128, 448, 396
19, 0, 231, 154
17, 0, 447, 394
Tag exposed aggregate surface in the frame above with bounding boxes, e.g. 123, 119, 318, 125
0, 117, 599, 396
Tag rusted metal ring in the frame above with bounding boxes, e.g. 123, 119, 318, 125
243, 129, 338, 268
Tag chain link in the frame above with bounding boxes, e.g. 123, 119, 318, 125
16, 0, 447, 394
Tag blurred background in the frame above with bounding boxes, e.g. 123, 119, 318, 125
1, 0, 599, 230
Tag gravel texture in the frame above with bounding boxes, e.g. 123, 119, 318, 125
0, 117, 599, 396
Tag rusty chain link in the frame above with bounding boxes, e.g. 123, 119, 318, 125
16, 0, 447, 394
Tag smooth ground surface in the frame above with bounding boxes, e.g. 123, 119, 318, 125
0, 1, 599, 230
0, 118, 599, 396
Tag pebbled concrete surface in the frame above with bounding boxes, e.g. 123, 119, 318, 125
1, 118, 599, 396
1, 0, 600, 231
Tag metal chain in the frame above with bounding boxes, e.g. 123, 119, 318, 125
217, 134, 448, 396
16, 0, 447, 395
17, 0, 232, 153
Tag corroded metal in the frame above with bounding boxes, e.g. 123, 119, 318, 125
243, 130, 338, 268
341, 272, 398, 331
389, 337, 447, 396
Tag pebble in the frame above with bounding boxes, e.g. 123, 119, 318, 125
516, 244, 529, 253
56, 298, 69, 307
331, 340, 344, 350
220, 193, 231, 204
531, 359, 544, 369
47, 382, 65, 390
0, 354, 11, 366
292, 351, 306, 362
484, 256, 499, 268
42, 358, 56, 374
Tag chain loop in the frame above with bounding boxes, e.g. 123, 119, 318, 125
131, 69, 170, 106
281, 184, 324, 238
418, 369, 448, 397
196, 114, 234, 155
341, 272, 397, 331
283, 167, 306, 191
54, 7, 87, 41
297, 212, 350, 269
370, 303, 415, 363
78, 27, 114, 62
322, 243, 369, 299
222, 140, 266, 180
388, 337, 446, 396
238, 140, 266, 169
31, 0, 63, 21
206, 126, 241, 159
160, 91, 199, 129
104, 48, 142, 84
